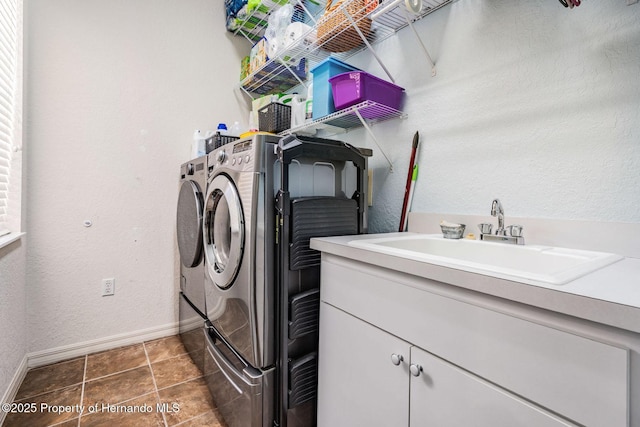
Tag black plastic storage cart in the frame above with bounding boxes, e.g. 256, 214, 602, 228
274, 135, 371, 427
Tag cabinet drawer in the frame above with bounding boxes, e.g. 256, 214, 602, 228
321, 257, 629, 427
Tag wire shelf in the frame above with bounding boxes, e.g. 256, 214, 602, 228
239, 0, 452, 96
233, 0, 448, 170
280, 100, 407, 135
371, 0, 452, 29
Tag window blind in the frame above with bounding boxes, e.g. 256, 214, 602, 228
0, 0, 18, 237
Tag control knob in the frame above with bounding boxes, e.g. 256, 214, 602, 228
217, 150, 227, 164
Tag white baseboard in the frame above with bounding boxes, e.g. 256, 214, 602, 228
27, 322, 179, 369
0, 354, 28, 425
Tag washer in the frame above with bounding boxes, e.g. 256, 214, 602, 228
203, 134, 279, 366
202, 134, 280, 427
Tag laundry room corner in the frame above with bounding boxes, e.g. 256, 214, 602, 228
23, 0, 248, 359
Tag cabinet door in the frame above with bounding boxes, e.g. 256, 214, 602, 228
317, 303, 410, 427
409, 346, 576, 427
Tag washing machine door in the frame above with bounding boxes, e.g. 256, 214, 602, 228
177, 180, 204, 268
203, 173, 244, 290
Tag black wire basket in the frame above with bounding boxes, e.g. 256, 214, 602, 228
258, 102, 292, 134
205, 133, 240, 153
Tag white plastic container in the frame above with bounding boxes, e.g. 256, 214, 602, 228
230, 121, 242, 137
217, 123, 228, 135
290, 95, 306, 129
305, 82, 313, 123
192, 130, 206, 158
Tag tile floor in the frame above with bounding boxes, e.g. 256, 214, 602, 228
3, 335, 227, 427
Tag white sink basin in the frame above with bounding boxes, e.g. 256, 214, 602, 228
348, 234, 623, 285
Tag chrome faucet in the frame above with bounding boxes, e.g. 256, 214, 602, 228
491, 199, 505, 235
479, 199, 525, 245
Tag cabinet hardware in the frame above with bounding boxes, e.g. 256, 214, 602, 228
410, 364, 423, 377
391, 353, 404, 365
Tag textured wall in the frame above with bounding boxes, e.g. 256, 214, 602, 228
342, 0, 640, 233
0, 241, 27, 402
0, 0, 26, 404
25, 0, 248, 352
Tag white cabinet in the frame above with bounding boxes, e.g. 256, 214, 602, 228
409, 346, 572, 427
317, 255, 630, 426
318, 302, 574, 427
317, 303, 409, 427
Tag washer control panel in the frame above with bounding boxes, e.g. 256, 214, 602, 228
208, 139, 255, 171
230, 139, 253, 169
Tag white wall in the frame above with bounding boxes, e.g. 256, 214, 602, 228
0, 0, 27, 409
341, 0, 640, 233
0, 241, 27, 403
25, 0, 248, 353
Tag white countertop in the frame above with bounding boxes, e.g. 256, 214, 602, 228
310, 232, 640, 334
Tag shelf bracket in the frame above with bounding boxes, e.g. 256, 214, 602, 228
404, 10, 437, 76
343, 8, 396, 84
239, 84, 254, 99
233, 5, 265, 44
297, 0, 319, 25
280, 60, 308, 88
354, 109, 393, 172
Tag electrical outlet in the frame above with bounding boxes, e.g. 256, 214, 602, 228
102, 278, 115, 296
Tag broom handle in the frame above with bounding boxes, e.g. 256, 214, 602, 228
399, 131, 419, 232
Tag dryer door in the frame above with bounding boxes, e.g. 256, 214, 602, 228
177, 180, 204, 268
203, 173, 244, 290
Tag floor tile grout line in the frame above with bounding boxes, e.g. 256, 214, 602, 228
77, 355, 88, 427
47, 416, 80, 427
143, 341, 169, 427
144, 336, 189, 361
172, 410, 212, 427
150, 351, 194, 365
26, 357, 86, 373
13, 358, 86, 402
155, 374, 205, 392
83, 390, 160, 411
37, 356, 86, 427
13, 382, 85, 403
83, 361, 150, 383
95, 390, 162, 416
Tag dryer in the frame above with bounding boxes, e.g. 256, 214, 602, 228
177, 155, 208, 371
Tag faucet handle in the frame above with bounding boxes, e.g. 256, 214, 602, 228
478, 223, 493, 234
506, 225, 524, 237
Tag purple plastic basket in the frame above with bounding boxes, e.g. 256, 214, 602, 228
329, 71, 405, 119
